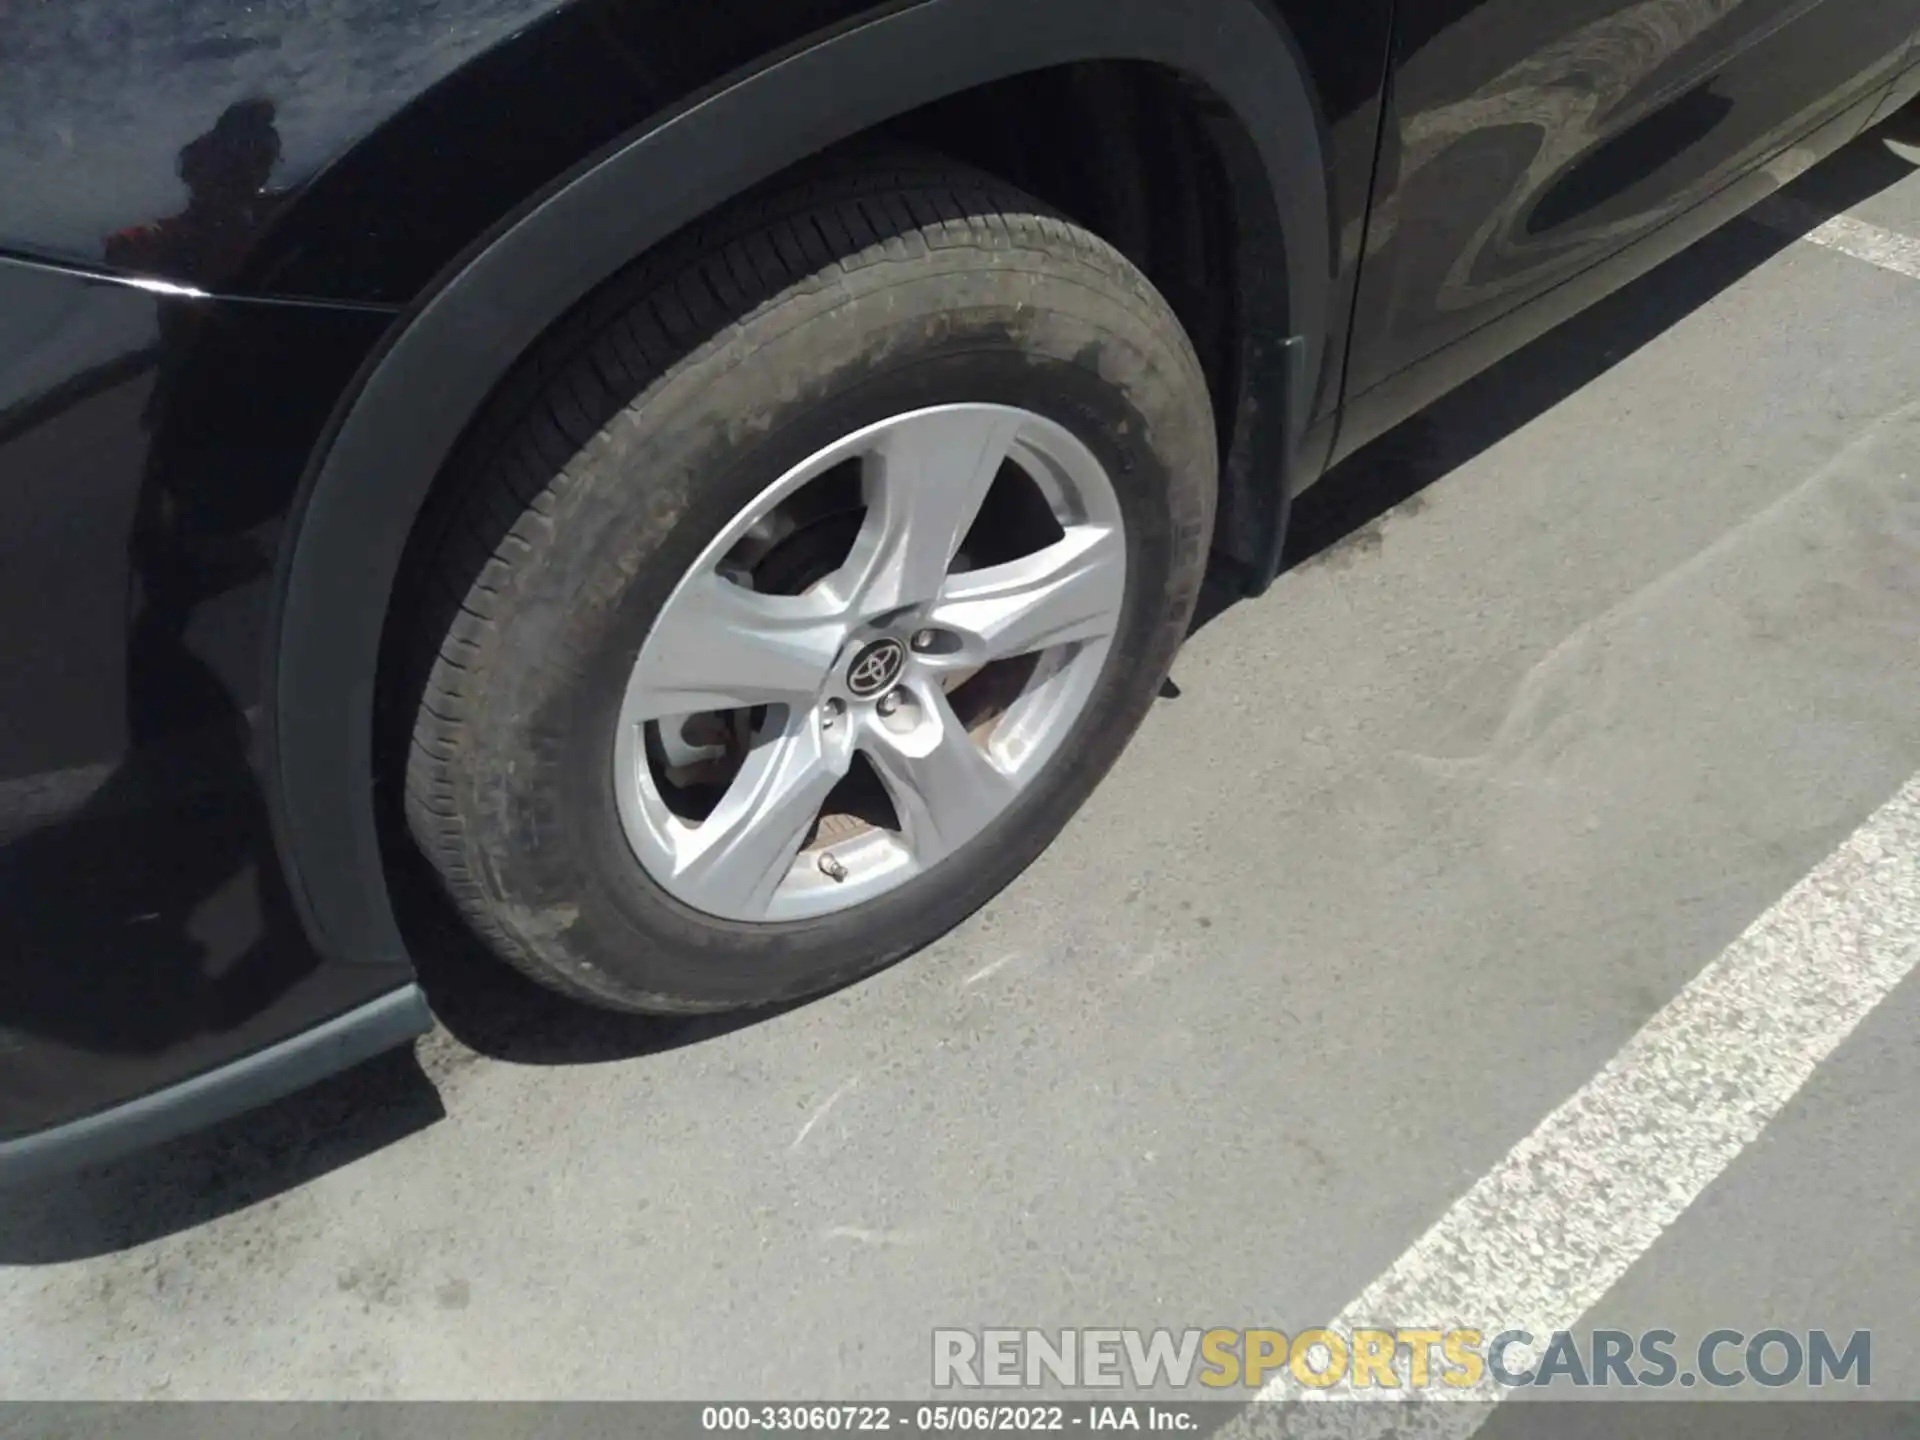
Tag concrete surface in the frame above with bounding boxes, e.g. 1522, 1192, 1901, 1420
3, 119, 1918, 1405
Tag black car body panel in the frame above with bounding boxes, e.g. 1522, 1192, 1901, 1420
1346, 0, 1920, 400
2, 0, 1916, 1174
0, 0, 1387, 329
1333, 6, 1920, 461
0, 257, 411, 1144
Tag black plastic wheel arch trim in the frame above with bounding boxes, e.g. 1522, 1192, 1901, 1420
0, 986, 432, 1186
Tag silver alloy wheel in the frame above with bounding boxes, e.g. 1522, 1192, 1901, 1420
612, 403, 1128, 922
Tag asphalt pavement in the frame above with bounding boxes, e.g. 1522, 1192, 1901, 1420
3, 117, 1918, 1409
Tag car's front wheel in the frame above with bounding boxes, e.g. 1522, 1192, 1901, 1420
396, 155, 1217, 1013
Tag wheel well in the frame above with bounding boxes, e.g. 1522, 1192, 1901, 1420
378, 61, 1269, 684
370, 66, 1267, 964
875, 62, 1249, 476
374, 61, 1271, 837
274, 0, 1323, 977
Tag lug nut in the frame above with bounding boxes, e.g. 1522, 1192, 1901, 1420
911, 628, 940, 652
876, 689, 904, 717
821, 697, 845, 728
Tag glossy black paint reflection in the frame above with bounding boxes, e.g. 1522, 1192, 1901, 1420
1345, 0, 1919, 397
1325, 69, 1911, 466
0, 254, 402, 1140
2, 0, 1391, 323
0, 0, 565, 288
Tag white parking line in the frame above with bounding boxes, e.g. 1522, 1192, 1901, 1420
1750, 193, 1920, 281
1228, 770, 1920, 1439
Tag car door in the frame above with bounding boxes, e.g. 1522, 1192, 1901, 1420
1344, 0, 1919, 399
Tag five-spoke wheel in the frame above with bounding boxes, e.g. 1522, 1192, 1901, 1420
615, 405, 1127, 921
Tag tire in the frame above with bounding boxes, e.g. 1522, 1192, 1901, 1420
396, 152, 1216, 1013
